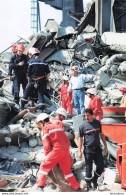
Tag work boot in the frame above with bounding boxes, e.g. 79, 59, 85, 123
20, 99, 27, 109
86, 181, 92, 192
35, 186, 44, 192
92, 173, 98, 190
48, 183, 56, 190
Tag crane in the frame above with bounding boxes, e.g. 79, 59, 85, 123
31, 0, 41, 33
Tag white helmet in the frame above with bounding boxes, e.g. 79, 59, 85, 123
31, 48, 40, 55
36, 113, 49, 123
62, 75, 69, 81
86, 88, 96, 95
27, 47, 34, 55
56, 108, 67, 117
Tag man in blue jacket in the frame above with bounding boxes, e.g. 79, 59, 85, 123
8, 44, 28, 104
21, 48, 50, 111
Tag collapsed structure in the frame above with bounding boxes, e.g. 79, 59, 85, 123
0, 0, 126, 192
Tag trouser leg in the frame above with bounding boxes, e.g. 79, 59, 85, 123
79, 91, 85, 117
13, 78, 20, 104
21, 83, 34, 108
67, 96, 73, 114
59, 150, 80, 190
21, 77, 28, 93
36, 149, 65, 187
94, 148, 104, 176
62, 98, 67, 111
73, 90, 81, 115
37, 84, 46, 111
84, 152, 93, 181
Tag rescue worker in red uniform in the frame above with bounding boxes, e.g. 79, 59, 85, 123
60, 76, 73, 115
119, 87, 126, 107
86, 88, 103, 121
35, 109, 81, 192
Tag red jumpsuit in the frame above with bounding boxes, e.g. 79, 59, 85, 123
60, 83, 73, 114
88, 95, 103, 121
36, 121, 80, 190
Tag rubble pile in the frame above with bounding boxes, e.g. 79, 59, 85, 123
0, 2, 126, 192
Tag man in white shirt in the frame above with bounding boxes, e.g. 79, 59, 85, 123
68, 66, 95, 117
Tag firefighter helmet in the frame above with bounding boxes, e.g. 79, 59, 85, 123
12, 45, 17, 53
31, 48, 40, 55
27, 47, 34, 55
62, 75, 69, 81
36, 113, 49, 123
119, 87, 126, 92
86, 88, 96, 95
17, 44, 25, 52
56, 108, 67, 117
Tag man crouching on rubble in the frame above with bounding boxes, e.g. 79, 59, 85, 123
78, 108, 108, 191
35, 110, 81, 192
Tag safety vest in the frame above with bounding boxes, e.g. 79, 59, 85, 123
120, 96, 126, 107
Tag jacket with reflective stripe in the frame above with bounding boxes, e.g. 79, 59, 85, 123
41, 121, 70, 156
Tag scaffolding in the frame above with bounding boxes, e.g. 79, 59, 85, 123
31, 0, 41, 32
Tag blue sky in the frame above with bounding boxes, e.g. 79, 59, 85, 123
0, 0, 91, 53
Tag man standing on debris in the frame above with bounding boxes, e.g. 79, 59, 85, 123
8, 44, 28, 104
119, 87, 126, 107
21, 48, 50, 111
35, 111, 81, 192
86, 88, 103, 121
68, 65, 96, 117
60, 75, 73, 115
9, 45, 18, 96
78, 108, 108, 191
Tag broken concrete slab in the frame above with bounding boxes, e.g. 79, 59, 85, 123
46, 49, 74, 65
40, 47, 56, 60
101, 32, 126, 46
23, 112, 37, 121
103, 168, 121, 185
103, 80, 122, 101
55, 26, 75, 40
75, 42, 96, 60
72, 114, 83, 132
99, 71, 111, 87
45, 19, 61, 33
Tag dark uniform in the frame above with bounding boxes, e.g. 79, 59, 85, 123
8, 54, 28, 104
79, 119, 104, 185
21, 57, 50, 110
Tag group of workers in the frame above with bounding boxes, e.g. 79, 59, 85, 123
8, 44, 126, 192
35, 107, 108, 192
8, 44, 50, 111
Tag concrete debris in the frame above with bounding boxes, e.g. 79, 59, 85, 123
103, 168, 121, 185
0, 5, 126, 192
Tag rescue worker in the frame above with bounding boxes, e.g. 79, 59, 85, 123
78, 108, 108, 191
8, 44, 28, 104
27, 47, 38, 106
86, 88, 103, 121
35, 111, 81, 192
52, 108, 81, 155
11, 45, 18, 54
21, 48, 50, 111
60, 75, 73, 115
27, 47, 35, 60
119, 87, 126, 107
9, 45, 18, 96
68, 66, 97, 118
